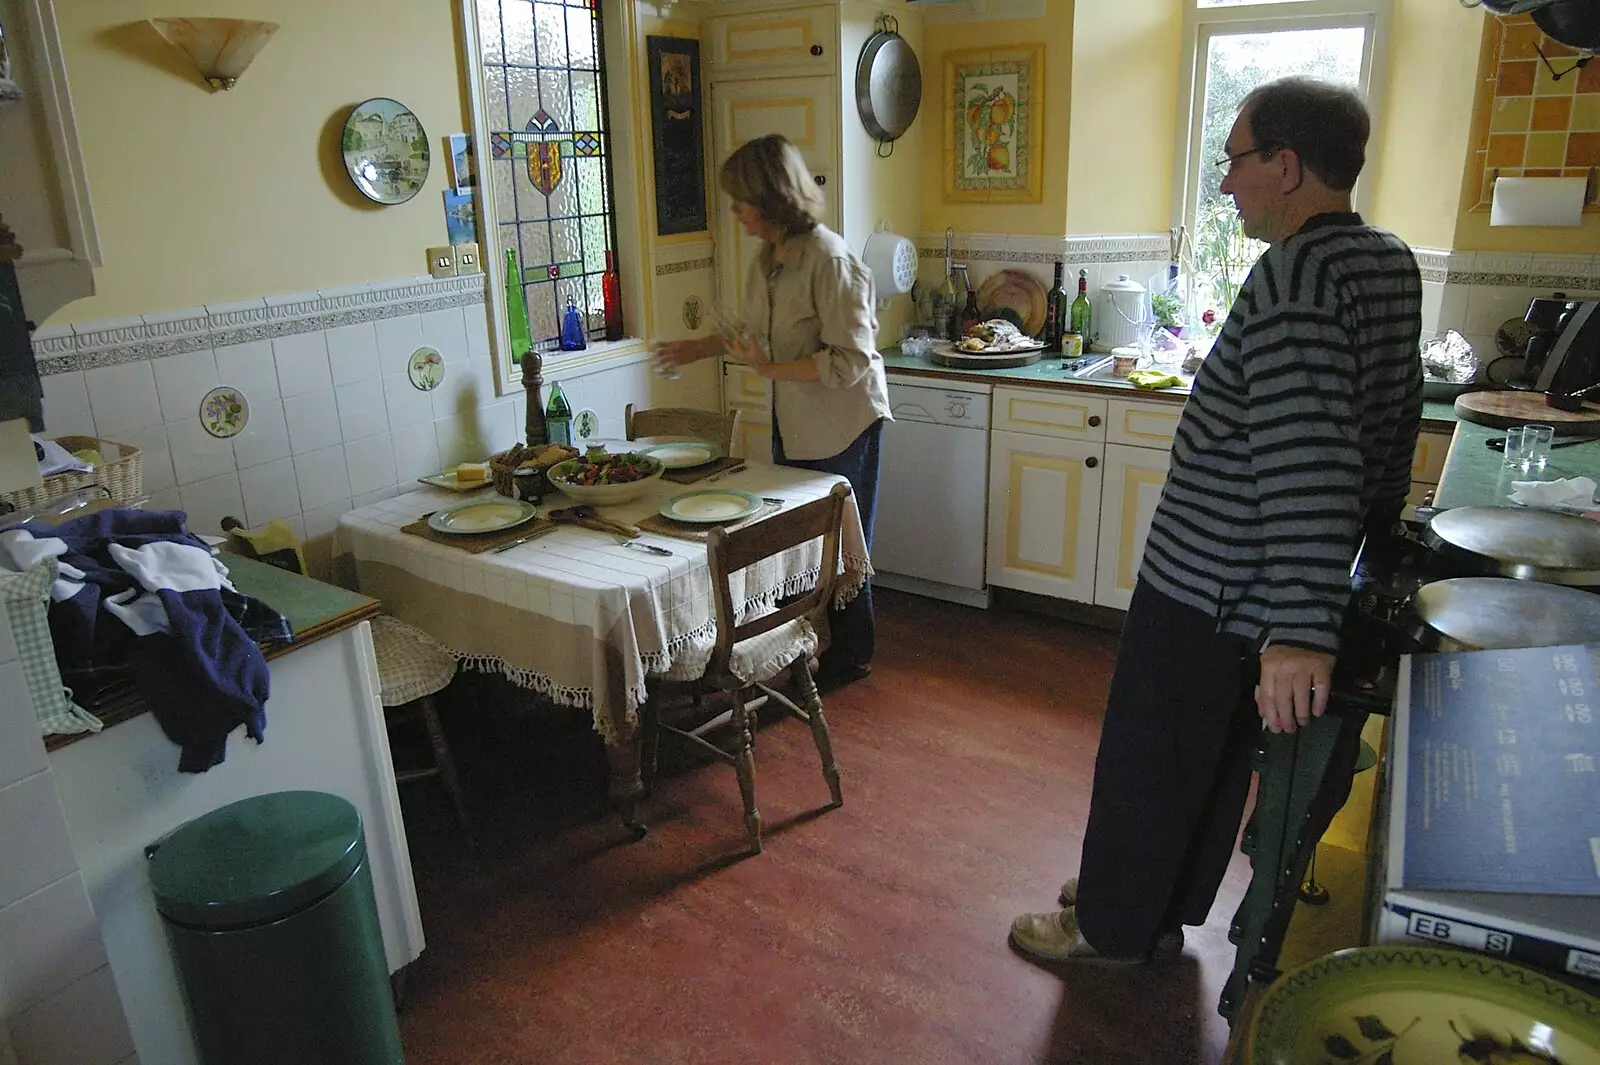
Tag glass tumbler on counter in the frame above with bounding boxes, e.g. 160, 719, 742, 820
1503, 423, 1556, 471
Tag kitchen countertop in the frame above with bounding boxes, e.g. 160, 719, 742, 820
45, 554, 380, 751
1432, 418, 1600, 510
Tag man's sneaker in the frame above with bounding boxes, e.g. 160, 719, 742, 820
1008, 907, 1144, 965
1056, 877, 1185, 953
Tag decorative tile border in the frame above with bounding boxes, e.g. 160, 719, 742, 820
655, 257, 714, 276
32, 274, 486, 376
916, 232, 1170, 266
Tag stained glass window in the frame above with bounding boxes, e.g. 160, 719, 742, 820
478, 0, 615, 352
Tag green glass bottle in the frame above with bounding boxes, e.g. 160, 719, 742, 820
1069, 269, 1092, 350
504, 248, 533, 356
545, 381, 572, 447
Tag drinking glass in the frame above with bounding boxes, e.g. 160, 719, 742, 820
1502, 426, 1534, 470
1525, 423, 1555, 469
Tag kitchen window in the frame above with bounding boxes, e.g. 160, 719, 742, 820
1174, 0, 1391, 322
463, 0, 636, 388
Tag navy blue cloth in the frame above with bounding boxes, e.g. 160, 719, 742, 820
39, 509, 277, 772
772, 417, 882, 672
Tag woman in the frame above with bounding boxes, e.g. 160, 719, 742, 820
654, 134, 890, 689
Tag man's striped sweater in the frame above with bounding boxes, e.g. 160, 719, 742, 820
1139, 212, 1423, 656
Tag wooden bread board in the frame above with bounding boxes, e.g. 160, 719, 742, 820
1453, 390, 1600, 434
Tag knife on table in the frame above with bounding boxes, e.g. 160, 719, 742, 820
492, 526, 556, 553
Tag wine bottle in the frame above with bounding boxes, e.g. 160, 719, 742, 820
545, 381, 572, 447
1043, 261, 1066, 354
938, 266, 957, 341
559, 298, 587, 351
505, 248, 533, 356
959, 284, 982, 339
1069, 269, 1092, 351
601, 251, 623, 342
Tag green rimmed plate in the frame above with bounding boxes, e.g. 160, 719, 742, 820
426, 498, 539, 536
636, 442, 718, 469
1248, 946, 1600, 1065
659, 489, 763, 524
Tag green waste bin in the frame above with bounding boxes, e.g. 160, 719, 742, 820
147, 791, 404, 1065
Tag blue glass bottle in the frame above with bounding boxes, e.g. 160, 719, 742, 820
559, 299, 587, 351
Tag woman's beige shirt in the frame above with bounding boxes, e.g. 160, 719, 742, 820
740, 225, 892, 460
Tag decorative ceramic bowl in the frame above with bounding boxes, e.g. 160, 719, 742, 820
1247, 947, 1600, 1065
545, 453, 664, 506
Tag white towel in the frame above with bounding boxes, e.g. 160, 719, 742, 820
1508, 476, 1598, 509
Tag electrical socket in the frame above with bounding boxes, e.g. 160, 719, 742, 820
451, 242, 481, 275
426, 246, 456, 279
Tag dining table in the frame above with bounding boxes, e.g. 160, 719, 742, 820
336, 458, 871, 833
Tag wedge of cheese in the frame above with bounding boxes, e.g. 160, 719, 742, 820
455, 461, 490, 483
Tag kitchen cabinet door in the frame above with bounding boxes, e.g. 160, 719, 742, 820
722, 362, 772, 462
706, 5, 839, 80
1093, 443, 1172, 611
985, 429, 1102, 602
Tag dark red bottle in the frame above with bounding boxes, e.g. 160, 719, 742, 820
602, 251, 623, 341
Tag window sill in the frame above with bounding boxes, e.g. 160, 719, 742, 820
507, 336, 650, 389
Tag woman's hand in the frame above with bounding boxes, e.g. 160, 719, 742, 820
651, 337, 713, 374
723, 330, 771, 372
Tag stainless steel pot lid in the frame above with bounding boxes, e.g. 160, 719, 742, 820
1425, 506, 1600, 585
1407, 577, 1600, 651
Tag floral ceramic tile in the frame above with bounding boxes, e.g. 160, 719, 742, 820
199, 386, 249, 439
408, 346, 445, 391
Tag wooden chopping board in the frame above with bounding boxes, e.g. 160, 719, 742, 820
976, 269, 1047, 336
1454, 390, 1600, 434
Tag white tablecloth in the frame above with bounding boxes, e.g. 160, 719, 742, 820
337, 465, 869, 743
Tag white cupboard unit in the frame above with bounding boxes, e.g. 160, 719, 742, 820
985, 428, 1103, 602
723, 362, 773, 461
706, 4, 840, 78
1093, 443, 1172, 610
0, 0, 99, 320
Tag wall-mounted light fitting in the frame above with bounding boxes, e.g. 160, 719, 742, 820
148, 17, 278, 92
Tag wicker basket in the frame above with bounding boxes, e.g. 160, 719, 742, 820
0, 435, 144, 511
488, 444, 529, 499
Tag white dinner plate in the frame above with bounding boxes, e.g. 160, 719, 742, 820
659, 490, 764, 524
427, 498, 539, 535
637, 442, 718, 469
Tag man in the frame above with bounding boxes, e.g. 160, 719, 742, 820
1010, 77, 1422, 963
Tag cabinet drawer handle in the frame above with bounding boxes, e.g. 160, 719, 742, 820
1085, 456, 1099, 469
810, 44, 824, 56
1088, 415, 1102, 427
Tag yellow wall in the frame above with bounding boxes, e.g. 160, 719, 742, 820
1066, 0, 1182, 235
918, 0, 1073, 236
1366, 0, 1486, 249
50, 0, 469, 325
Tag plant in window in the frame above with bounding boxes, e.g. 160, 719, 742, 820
1151, 290, 1185, 334
1191, 197, 1260, 327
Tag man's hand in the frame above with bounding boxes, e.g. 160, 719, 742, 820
1256, 645, 1334, 734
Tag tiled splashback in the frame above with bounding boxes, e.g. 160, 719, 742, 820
1420, 248, 1600, 372
33, 274, 665, 581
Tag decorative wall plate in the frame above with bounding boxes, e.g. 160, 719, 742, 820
408, 346, 445, 391
573, 408, 600, 441
199, 386, 249, 438
341, 98, 430, 205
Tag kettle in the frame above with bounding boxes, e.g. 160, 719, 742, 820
1095, 274, 1147, 353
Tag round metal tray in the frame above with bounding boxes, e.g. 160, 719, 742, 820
926, 343, 1044, 370
1426, 505, 1600, 586
1404, 576, 1600, 651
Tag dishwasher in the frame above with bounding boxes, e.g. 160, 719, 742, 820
872, 376, 992, 608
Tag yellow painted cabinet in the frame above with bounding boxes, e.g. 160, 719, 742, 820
985, 428, 1103, 602
1407, 427, 1454, 512
723, 363, 772, 462
705, 5, 838, 79
1093, 443, 1173, 611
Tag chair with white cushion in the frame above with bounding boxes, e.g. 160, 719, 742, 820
369, 615, 470, 834
645, 481, 850, 854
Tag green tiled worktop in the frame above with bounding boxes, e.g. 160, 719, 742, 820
1432, 418, 1600, 510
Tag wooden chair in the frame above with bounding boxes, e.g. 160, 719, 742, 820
645, 482, 850, 854
624, 404, 741, 456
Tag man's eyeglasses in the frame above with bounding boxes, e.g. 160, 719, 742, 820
1214, 145, 1278, 175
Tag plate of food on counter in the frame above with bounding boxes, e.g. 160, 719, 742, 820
929, 320, 1047, 368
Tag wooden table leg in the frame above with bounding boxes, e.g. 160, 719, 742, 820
605, 733, 647, 840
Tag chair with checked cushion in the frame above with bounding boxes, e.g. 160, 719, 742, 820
646, 481, 850, 854
368, 615, 470, 834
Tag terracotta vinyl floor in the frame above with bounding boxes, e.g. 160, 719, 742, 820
393, 587, 1252, 1065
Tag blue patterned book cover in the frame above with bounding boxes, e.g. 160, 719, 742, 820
1403, 644, 1600, 894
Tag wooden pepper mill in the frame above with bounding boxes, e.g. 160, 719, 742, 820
521, 349, 548, 446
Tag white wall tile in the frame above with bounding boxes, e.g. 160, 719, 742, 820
1438, 284, 1471, 334
115, 425, 174, 494
293, 446, 352, 511
374, 314, 426, 378
0, 664, 45, 788
213, 340, 281, 402
383, 374, 433, 430
0, 773, 78, 905
83, 363, 162, 436
39, 373, 94, 437
478, 400, 520, 456
284, 391, 342, 455
326, 322, 381, 386
421, 307, 469, 366
335, 383, 388, 442
7, 964, 134, 1065
1420, 280, 1445, 339
430, 356, 499, 421
177, 473, 244, 536
391, 424, 441, 481
165, 418, 236, 486
344, 433, 397, 497
1466, 285, 1536, 335
271, 332, 332, 398
464, 305, 492, 361
238, 458, 302, 528
142, 488, 181, 513
150, 350, 220, 425
0, 874, 108, 1016
231, 399, 290, 470
435, 415, 491, 467
353, 485, 399, 509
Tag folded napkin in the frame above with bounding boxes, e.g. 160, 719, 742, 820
1126, 369, 1183, 391
1508, 476, 1597, 509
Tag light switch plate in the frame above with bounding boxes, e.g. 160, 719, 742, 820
426, 246, 456, 279
451, 242, 481, 275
